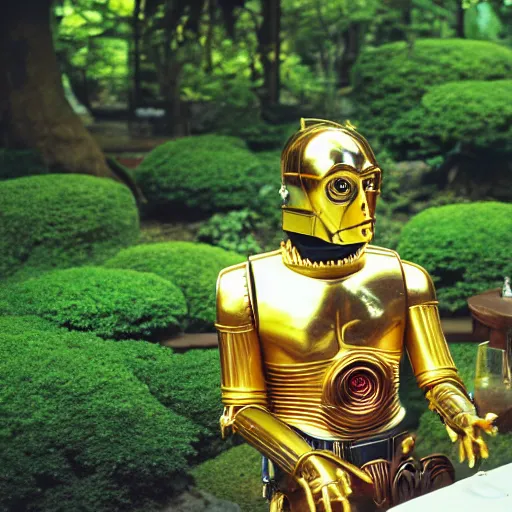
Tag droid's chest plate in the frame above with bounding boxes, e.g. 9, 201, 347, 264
249, 246, 407, 439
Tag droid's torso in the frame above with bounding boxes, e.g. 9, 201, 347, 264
248, 246, 407, 440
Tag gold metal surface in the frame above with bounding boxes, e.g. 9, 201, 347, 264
281, 119, 381, 245
405, 304, 465, 390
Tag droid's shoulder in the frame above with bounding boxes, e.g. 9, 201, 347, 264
216, 261, 253, 328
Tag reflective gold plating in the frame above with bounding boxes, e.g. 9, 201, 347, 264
281, 119, 381, 245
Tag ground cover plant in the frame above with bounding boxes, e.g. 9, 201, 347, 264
0, 267, 187, 340
104, 241, 245, 332
0, 174, 139, 280
397, 202, 512, 315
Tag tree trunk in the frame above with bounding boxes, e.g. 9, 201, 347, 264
258, 0, 281, 112
456, 2, 465, 38
337, 23, 362, 88
0, 0, 116, 178
132, 0, 143, 109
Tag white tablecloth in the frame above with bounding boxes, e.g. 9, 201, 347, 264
390, 463, 512, 511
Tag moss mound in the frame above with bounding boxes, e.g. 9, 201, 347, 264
0, 317, 198, 512
352, 39, 512, 139
0, 149, 48, 180
388, 80, 512, 159
136, 134, 267, 219
0, 267, 187, 340
0, 174, 139, 279
105, 242, 245, 332
397, 202, 512, 315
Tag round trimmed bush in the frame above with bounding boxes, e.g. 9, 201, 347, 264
0, 174, 139, 279
115, 343, 225, 460
388, 80, 512, 159
0, 267, 187, 339
104, 242, 245, 332
136, 134, 267, 218
0, 318, 198, 512
352, 39, 512, 138
0, 149, 48, 180
397, 202, 512, 315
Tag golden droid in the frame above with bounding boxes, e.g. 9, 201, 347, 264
215, 119, 497, 512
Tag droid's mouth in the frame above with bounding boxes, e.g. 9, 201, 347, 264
282, 233, 366, 268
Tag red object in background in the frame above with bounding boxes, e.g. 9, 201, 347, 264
116, 156, 144, 169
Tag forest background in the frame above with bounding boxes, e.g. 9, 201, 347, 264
0, 1, 512, 512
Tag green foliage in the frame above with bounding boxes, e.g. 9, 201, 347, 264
388, 80, 512, 159
0, 318, 198, 512
136, 135, 266, 218
0, 174, 139, 280
0, 149, 48, 180
352, 39, 512, 140
197, 210, 263, 255
397, 202, 512, 315
104, 242, 245, 332
192, 443, 267, 512
0, 267, 187, 340
117, 345, 226, 460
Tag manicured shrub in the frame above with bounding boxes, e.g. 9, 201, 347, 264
397, 202, 512, 315
352, 39, 512, 139
136, 134, 266, 218
0, 318, 198, 512
0, 267, 187, 339
0, 174, 139, 279
104, 242, 245, 332
115, 343, 225, 460
0, 149, 48, 180
388, 80, 512, 159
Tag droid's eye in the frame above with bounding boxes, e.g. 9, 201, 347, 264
333, 179, 351, 194
327, 176, 355, 203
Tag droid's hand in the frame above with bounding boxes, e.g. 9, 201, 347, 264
444, 412, 498, 468
293, 450, 373, 512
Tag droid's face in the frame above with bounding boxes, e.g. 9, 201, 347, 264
281, 121, 381, 245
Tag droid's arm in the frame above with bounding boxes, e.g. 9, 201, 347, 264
403, 261, 497, 467
216, 262, 372, 508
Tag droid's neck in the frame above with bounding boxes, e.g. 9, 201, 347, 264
286, 232, 365, 263
281, 232, 367, 279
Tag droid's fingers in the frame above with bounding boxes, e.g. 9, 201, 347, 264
296, 476, 316, 512
321, 486, 334, 512
319, 483, 351, 512
462, 434, 476, 468
335, 468, 352, 497
473, 413, 498, 435
445, 424, 459, 443
474, 436, 489, 459
458, 438, 466, 464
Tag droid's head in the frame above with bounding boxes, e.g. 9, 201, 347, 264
280, 119, 381, 246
